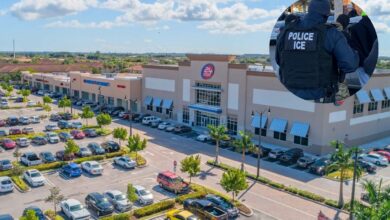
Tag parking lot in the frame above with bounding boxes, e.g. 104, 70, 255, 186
0, 92, 389, 219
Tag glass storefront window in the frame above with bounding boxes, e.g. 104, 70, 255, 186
294, 136, 308, 146
255, 127, 267, 137
107, 97, 114, 106
273, 131, 286, 141
81, 91, 89, 100
353, 100, 363, 114
368, 101, 378, 111
227, 115, 237, 135
183, 107, 189, 124
147, 105, 153, 111
117, 99, 122, 107
195, 83, 221, 107
156, 106, 162, 113
195, 111, 219, 127
382, 99, 390, 109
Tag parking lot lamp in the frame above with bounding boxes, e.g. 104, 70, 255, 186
68, 78, 75, 114
348, 134, 359, 220
98, 86, 102, 113
252, 107, 271, 179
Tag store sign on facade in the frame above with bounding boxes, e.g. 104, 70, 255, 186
200, 63, 215, 80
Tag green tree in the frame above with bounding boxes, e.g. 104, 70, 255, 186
64, 139, 80, 157
45, 187, 64, 214
81, 106, 95, 126
207, 125, 230, 165
10, 163, 24, 176
96, 113, 112, 128
220, 168, 248, 202
5, 85, 13, 95
353, 179, 390, 220
43, 104, 52, 116
113, 127, 128, 146
42, 95, 53, 104
20, 209, 38, 220
326, 141, 362, 208
234, 131, 254, 171
127, 183, 138, 202
180, 155, 201, 184
20, 89, 31, 102
127, 134, 147, 165
58, 96, 71, 113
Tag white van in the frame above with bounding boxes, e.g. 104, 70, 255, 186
142, 116, 161, 125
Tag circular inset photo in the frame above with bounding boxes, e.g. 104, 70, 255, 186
269, 0, 378, 105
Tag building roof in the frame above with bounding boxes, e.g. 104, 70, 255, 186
186, 54, 236, 62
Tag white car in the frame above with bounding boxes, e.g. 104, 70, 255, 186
71, 122, 83, 129
16, 137, 30, 147
113, 156, 137, 169
45, 132, 60, 144
37, 90, 44, 96
134, 185, 154, 205
45, 124, 60, 131
104, 190, 132, 212
0, 101, 8, 108
158, 122, 171, 130
20, 152, 42, 166
60, 199, 90, 220
359, 153, 388, 166
165, 124, 176, 132
142, 116, 161, 125
30, 116, 40, 124
23, 169, 45, 187
0, 176, 14, 193
81, 161, 103, 175
27, 101, 36, 107
19, 116, 30, 125
196, 134, 211, 142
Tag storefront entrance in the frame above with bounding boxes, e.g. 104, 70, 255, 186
195, 111, 220, 127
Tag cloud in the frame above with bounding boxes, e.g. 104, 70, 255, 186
10, 0, 98, 20
372, 21, 390, 33
198, 19, 276, 34
144, 39, 153, 43
146, 25, 170, 31
0, 10, 7, 16
45, 19, 125, 29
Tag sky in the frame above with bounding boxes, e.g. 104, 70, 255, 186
0, 0, 389, 55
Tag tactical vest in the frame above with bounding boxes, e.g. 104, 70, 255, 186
279, 22, 339, 90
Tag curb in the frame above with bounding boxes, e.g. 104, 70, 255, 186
12, 177, 31, 193
238, 204, 254, 217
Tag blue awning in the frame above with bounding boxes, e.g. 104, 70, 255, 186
269, 118, 288, 132
162, 99, 173, 109
290, 122, 310, 138
153, 97, 162, 106
251, 114, 268, 128
384, 87, 390, 99
188, 104, 222, 114
356, 90, 371, 104
144, 96, 153, 105
371, 89, 385, 102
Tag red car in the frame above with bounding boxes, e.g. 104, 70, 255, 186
2, 138, 16, 150
372, 150, 390, 162
0, 120, 6, 127
9, 128, 22, 135
157, 171, 189, 194
70, 130, 85, 139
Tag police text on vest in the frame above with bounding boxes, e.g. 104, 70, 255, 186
288, 32, 315, 50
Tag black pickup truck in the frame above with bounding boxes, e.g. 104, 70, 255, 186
183, 199, 228, 220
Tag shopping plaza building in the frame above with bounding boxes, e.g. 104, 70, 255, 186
22, 54, 390, 155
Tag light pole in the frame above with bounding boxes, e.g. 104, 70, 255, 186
68, 78, 75, 114
98, 86, 102, 114
252, 107, 271, 179
124, 96, 136, 136
348, 134, 358, 220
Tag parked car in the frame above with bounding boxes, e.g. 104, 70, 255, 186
60, 199, 91, 220
30, 116, 40, 124
58, 120, 72, 129
23, 206, 45, 220
71, 130, 85, 139
49, 113, 62, 121
0, 176, 14, 193
1, 139, 16, 150
23, 169, 45, 187
205, 194, 239, 218
142, 116, 161, 125
39, 151, 56, 163
56, 150, 75, 161
359, 153, 388, 166
6, 117, 18, 126
0, 130, 7, 137
0, 159, 12, 171
113, 156, 137, 169
196, 134, 211, 142
134, 114, 150, 123
15, 97, 23, 103
183, 199, 228, 220
165, 124, 176, 132
85, 192, 114, 216
31, 136, 48, 145
309, 158, 331, 175
70, 122, 83, 129
61, 162, 82, 178
19, 116, 30, 125
58, 132, 73, 142
104, 190, 132, 212
173, 125, 192, 134
81, 161, 103, 175
158, 122, 171, 130
84, 128, 98, 137
101, 141, 120, 153
45, 132, 60, 144
0, 119, 6, 127
22, 127, 34, 134
37, 90, 44, 96
166, 209, 199, 220
297, 156, 316, 169
9, 128, 22, 135
76, 147, 92, 158
371, 150, 390, 162
45, 124, 60, 131
157, 171, 189, 194
279, 148, 304, 164
60, 112, 73, 120
27, 101, 37, 107
88, 142, 106, 155
357, 160, 377, 173
134, 185, 154, 205
150, 120, 162, 128
16, 137, 30, 147
21, 152, 42, 166
268, 148, 285, 160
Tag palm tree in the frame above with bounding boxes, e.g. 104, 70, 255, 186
353, 179, 390, 220
234, 131, 253, 171
207, 125, 229, 165
326, 141, 362, 208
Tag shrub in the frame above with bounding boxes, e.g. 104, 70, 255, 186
26, 162, 66, 171
100, 213, 131, 220
296, 190, 325, 203
73, 155, 105, 164
269, 181, 285, 189
0, 132, 45, 141
129, 152, 146, 166
96, 128, 112, 136
176, 191, 207, 204
44, 210, 64, 220
11, 175, 29, 191
133, 199, 175, 218
127, 183, 138, 203
285, 186, 299, 194
105, 151, 126, 159
325, 199, 341, 208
